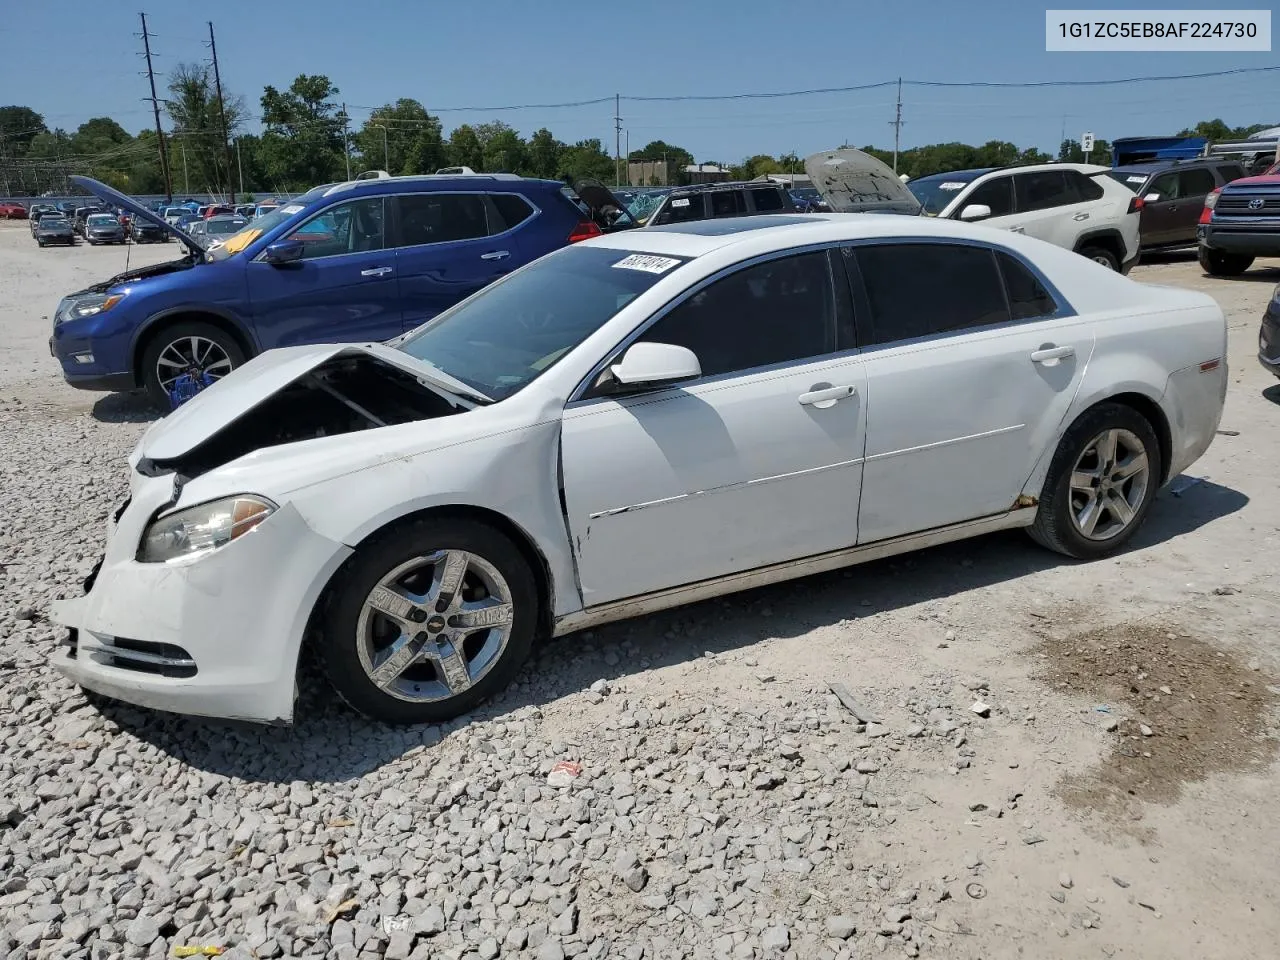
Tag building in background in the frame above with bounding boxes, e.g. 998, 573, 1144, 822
683, 163, 731, 184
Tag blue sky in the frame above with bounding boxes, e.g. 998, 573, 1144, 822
3, 0, 1275, 162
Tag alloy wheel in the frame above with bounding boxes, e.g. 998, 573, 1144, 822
355, 550, 514, 703
1068, 427, 1150, 541
154, 335, 233, 393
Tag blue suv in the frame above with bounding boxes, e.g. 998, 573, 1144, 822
51, 173, 614, 407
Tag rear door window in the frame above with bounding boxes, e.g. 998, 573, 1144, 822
749, 188, 785, 212
1014, 171, 1074, 213
854, 243, 1011, 345
396, 193, 489, 246
659, 194, 707, 223
710, 191, 747, 218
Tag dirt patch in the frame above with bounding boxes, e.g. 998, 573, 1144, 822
1033, 620, 1278, 825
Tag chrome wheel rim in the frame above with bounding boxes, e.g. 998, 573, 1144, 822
356, 550, 514, 703
155, 336, 233, 392
1092, 254, 1116, 269
1069, 428, 1149, 541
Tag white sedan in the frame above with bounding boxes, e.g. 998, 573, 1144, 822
52, 214, 1227, 724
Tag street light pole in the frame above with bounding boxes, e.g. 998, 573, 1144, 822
372, 124, 389, 172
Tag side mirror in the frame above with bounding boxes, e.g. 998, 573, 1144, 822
958, 203, 992, 222
263, 239, 304, 264
1143, 192, 1161, 203
609, 342, 701, 389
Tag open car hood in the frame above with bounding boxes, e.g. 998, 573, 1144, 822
134, 342, 476, 467
804, 149, 922, 215
70, 175, 203, 254
571, 178, 638, 230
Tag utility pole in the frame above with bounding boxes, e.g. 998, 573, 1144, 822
181, 142, 189, 194
372, 123, 389, 172
889, 77, 904, 174
341, 103, 352, 179
614, 93, 622, 186
206, 21, 235, 202
139, 12, 172, 202
235, 137, 244, 197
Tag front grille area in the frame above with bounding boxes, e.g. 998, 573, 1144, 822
1217, 194, 1280, 217
90, 637, 198, 678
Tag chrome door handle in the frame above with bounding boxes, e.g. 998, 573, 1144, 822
360, 266, 393, 277
798, 384, 856, 406
1030, 345, 1075, 363
1073, 212, 1090, 221
480, 250, 510, 261
1009, 226, 1026, 234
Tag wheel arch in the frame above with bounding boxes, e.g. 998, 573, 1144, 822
1073, 228, 1126, 262
306, 504, 558, 646
130, 308, 258, 387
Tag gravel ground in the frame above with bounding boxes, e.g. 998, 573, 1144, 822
2, 223, 1279, 960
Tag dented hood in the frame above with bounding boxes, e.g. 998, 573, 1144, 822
71, 175, 204, 255
135, 343, 470, 463
804, 149, 922, 215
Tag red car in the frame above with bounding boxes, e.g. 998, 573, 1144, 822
203, 204, 234, 219
0, 202, 28, 219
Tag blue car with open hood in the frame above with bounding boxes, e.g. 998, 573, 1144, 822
50, 173, 624, 407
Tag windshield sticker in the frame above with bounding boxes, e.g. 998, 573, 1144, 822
612, 254, 681, 274
671, 198, 691, 207
939, 181, 967, 191
279, 204, 304, 216
218, 228, 262, 255
1126, 176, 1147, 184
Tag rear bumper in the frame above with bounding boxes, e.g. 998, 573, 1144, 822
1198, 222, 1280, 256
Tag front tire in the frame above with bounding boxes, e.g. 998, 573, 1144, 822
316, 518, 538, 724
1198, 246, 1253, 276
1029, 402, 1160, 559
1079, 245, 1119, 271
139, 320, 245, 409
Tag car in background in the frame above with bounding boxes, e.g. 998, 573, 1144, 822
199, 214, 249, 249
1106, 158, 1247, 251
51, 171, 620, 406
1196, 167, 1280, 275
1261, 284, 1280, 379
84, 213, 126, 245
906, 162, 1141, 272
51, 212, 1227, 725
28, 203, 59, 223
203, 204, 235, 219
57, 201, 80, 220
642, 181, 798, 226
33, 216, 76, 247
72, 206, 107, 236
254, 203, 280, 219
235, 204, 257, 218
789, 187, 831, 212
163, 207, 188, 226
0, 201, 27, 219
130, 217, 169, 243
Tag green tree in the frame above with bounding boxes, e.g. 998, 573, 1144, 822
526, 128, 563, 179
259, 75, 345, 189
166, 63, 246, 195
628, 139, 693, 182
447, 124, 484, 170
1057, 138, 1112, 165
354, 99, 441, 175
0, 106, 47, 156
557, 139, 615, 183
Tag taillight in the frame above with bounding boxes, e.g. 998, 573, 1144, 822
1199, 188, 1221, 225
1127, 195, 1145, 215
567, 220, 602, 243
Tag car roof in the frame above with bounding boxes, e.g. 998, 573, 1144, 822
318, 172, 566, 199
584, 212, 1037, 258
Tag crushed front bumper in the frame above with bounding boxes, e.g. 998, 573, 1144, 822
51, 475, 352, 724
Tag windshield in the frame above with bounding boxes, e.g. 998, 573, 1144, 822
206, 191, 322, 261
907, 172, 989, 215
87, 215, 116, 226
207, 218, 247, 235
42, 218, 69, 227
397, 245, 687, 402
164, 208, 185, 217
1106, 170, 1151, 192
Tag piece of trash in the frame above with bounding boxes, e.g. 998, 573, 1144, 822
546, 760, 582, 788
381, 916, 410, 935
173, 949, 225, 958
1138, 901, 1159, 915
1170, 476, 1204, 498
965, 882, 986, 899
324, 898, 360, 924
326, 817, 355, 829
1215, 429, 1240, 437
1212, 585, 1239, 596
1112, 876, 1130, 889
1093, 705, 1111, 713
827, 682, 882, 723
1022, 834, 1047, 845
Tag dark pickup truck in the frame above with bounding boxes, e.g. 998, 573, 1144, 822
1197, 164, 1280, 276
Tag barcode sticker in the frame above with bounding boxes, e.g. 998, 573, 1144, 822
612, 254, 681, 274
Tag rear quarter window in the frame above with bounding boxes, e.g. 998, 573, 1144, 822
489, 193, 535, 232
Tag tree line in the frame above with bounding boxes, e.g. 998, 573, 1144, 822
0, 80, 1274, 198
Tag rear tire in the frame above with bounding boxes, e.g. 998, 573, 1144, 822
1079, 245, 1119, 271
139, 320, 245, 409
316, 518, 538, 724
1198, 246, 1253, 276
1029, 402, 1160, 560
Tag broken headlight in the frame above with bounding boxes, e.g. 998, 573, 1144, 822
138, 495, 276, 563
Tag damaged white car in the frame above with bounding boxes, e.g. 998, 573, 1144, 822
53, 214, 1227, 724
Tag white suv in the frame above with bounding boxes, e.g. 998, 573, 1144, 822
905, 163, 1142, 272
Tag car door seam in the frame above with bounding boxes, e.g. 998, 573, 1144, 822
587, 456, 866, 519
